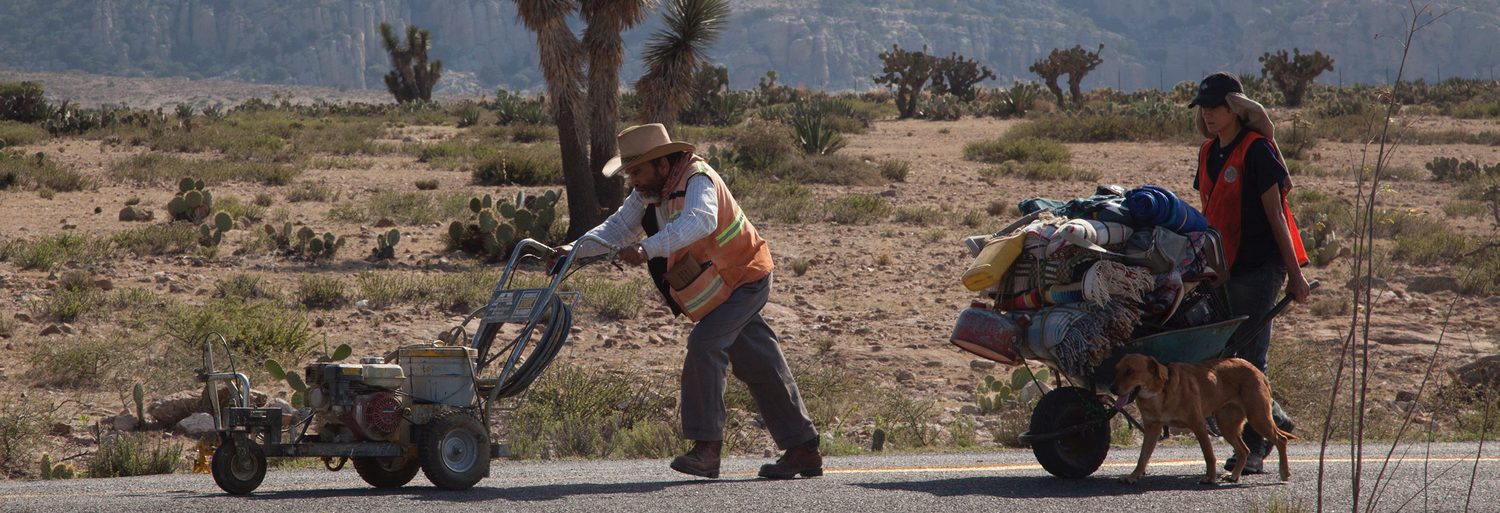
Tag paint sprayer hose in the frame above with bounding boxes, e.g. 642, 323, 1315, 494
473, 294, 574, 399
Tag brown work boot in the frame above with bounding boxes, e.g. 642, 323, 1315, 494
758, 437, 823, 479
670, 440, 722, 478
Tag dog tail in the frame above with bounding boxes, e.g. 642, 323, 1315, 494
1276, 428, 1298, 442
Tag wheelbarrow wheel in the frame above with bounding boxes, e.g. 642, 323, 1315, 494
1029, 386, 1111, 479
418, 411, 490, 490
354, 455, 420, 488
211, 437, 266, 495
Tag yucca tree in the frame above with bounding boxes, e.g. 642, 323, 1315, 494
379, 22, 442, 103
582, 0, 655, 212
634, 0, 730, 128
513, 0, 600, 237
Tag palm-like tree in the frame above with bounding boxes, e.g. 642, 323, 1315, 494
634, 0, 730, 128
582, 0, 655, 212
513, 0, 599, 238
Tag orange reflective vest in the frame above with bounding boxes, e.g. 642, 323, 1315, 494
646, 159, 773, 321
1195, 131, 1309, 270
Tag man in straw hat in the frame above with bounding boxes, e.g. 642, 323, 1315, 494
1190, 72, 1311, 474
551, 123, 821, 479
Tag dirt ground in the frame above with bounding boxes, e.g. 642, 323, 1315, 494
1, 74, 1497, 465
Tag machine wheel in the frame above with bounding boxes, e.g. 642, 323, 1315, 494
1029, 386, 1111, 479
353, 455, 420, 488
418, 411, 490, 490
211, 437, 267, 495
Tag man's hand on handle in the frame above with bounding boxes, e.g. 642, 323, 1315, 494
618, 244, 647, 266
546, 244, 572, 275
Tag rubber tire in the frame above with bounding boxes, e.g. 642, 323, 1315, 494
211, 438, 267, 495
1029, 386, 1111, 479
418, 412, 490, 490
353, 455, 420, 488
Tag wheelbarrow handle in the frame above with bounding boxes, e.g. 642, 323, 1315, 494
1219, 279, 1319, 359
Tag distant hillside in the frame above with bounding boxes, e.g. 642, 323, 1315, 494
0, 0, 1493, 94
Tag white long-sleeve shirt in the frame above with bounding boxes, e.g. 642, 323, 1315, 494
574, 175, 719, 259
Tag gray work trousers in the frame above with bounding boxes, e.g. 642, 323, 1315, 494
680, 274, 818, 450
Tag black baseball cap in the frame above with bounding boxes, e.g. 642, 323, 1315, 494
1188, 72, 1243, 108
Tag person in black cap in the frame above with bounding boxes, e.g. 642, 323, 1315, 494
1189, 71, 1311, 475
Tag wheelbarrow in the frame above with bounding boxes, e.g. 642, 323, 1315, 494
951, 279, 1317, 478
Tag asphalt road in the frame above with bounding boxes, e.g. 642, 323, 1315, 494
3, 442, 1496, 512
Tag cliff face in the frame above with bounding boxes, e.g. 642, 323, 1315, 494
1, 0, 1493, 94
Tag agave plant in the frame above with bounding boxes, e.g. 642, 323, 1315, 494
789, 100, 845, 156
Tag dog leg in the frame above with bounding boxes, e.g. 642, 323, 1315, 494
1218, 408, 1249, 483
1190, 422, 1219, 485
1243, 391, 1294, 482
1120, 421, 1162, 484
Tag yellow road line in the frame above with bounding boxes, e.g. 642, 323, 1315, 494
822, 456, 1500, 475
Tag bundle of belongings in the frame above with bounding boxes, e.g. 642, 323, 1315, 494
950, 184, 1226, 379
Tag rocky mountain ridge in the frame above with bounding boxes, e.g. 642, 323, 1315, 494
0, 0, 1493, 95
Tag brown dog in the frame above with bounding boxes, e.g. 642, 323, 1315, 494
1111, 353, 1295, 484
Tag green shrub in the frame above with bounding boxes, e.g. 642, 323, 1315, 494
1394, 231, 1474, 266
569, 275, 649, 321
0, 82, 48, 123
296, 275, 348, 309
735, 178, 813, 224
1458, 252, 1500, 295
34, 272, 105, 323
85, 433, 181, 478
0, 121, 49, 147
773, 154, 884, 186
0, 393, 52, 475
159, 298, 311, 358
510, 124, 554, 143
827, 194, 891, 225
108, 154, 297, 186
0, 233, 111, 270
963, 136, 1070, 164
507, 364, 677, 459
1007, 102, 1195, 143
26, 336, 117, 388
214, 273, 278, 301
352, 191, 469, 225
111, 224, 198, 256
0, 151, 93, 193
356, 268, 501, 313
415, 179, 439, 190
979, 161, 1099, 182
879, 160, 911, 182
214, 195, 266, 223
893, 206, 950, 226
1443, 200, 1489, 219
731, 122, 796, 172
473, 147, 562, 185
284, 181, 337, 203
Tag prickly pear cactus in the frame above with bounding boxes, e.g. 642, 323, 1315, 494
447, 189, 561, 261
372, 228, 401, 260
167, 177, 213, 223
262, 222, 341, 260
196, 211, 234, 248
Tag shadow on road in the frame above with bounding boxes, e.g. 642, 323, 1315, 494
171, 479, 722, 503
850, 475, 1285, 498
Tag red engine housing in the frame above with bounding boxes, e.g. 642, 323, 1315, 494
343, 392, 402, 441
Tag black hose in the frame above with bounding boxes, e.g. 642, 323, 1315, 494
471, 294, 574, 399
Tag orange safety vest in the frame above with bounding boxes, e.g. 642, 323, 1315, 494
1196, 131, 1309, 270
646, 159, 773, 321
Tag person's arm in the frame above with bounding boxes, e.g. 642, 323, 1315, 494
637, 174, 718, 259
567, 191, 647, 259
1261, 184, 1311, 303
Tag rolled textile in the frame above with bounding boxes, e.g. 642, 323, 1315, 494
999, 283, 1085, 310
1046, 219, 1134, 255
1081, 260, 1155, 305
1026, 299, 1143, 378
1124, 185, 1208, 234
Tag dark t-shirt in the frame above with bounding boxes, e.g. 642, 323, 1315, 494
1192, 128, 1289, 271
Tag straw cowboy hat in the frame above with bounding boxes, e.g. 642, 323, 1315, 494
601, 123, 696, 178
